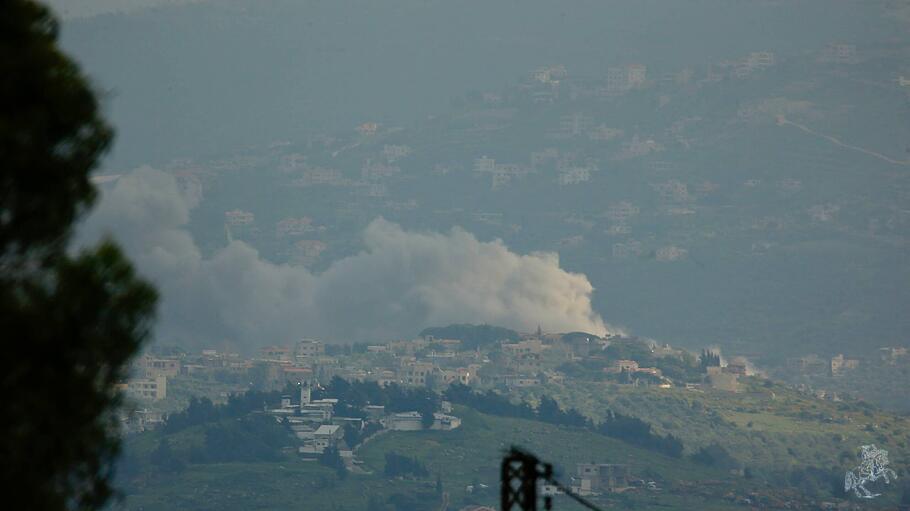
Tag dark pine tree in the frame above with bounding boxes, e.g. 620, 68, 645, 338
1, 2, 158, 509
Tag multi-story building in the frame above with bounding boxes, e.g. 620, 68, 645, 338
506, 353, 541, 375
259, 345, 292, 362
501, 339, 545, 356
558, 166, 591, 185
656, 246, 688, 262
400, 361, 436, 386
626, 64, 647, 88
830, 354, 859, 376
605, 64, 648, 94
134, 355, 181, 378
125, 376, 167, 401
295, 339, 325, 360
606, 360, 639, 374
473, 156, 496, 173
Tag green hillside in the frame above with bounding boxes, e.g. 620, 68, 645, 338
118, 406, 740, 511
529, 378, 910, 478
115, 391, 908, 510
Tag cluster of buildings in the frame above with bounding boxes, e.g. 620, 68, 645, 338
265, 385, 460, 460
786, 353, 862, 377
121, 330, 699, 415
603, 359, 673, 388
702, 362, 749, 393
783, 348, 910, 379
472, 155, 533, 190
122, 328, 905, 443
604, 64, 648, 95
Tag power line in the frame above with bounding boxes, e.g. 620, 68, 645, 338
544, 478, 604, 511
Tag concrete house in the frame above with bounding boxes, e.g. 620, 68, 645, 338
573, 463, 631, 495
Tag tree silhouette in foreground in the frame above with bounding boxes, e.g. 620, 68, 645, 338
0, 1, 157, 509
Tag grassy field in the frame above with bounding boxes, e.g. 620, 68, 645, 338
357, 406, 735, 509
528, 377, 910, 476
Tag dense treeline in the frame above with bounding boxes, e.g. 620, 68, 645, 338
443, 384, 684, 458
163, 389, 286, 433
148, 438, 185, 474
188, 415, 287, 463
442, 383, 535, 419
162, 378, 441, 438
384, 452, 429, 478
690, 442, 738, 469
316, 377, 440, 428
140, 414, 290, 475
319, 446, 348, 479
597, 411, 684, 458
161, 378, 683, 464
700, 350, 721, 370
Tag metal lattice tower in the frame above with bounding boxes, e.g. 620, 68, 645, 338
500, 447, 553, 511
501, 447, 605, 511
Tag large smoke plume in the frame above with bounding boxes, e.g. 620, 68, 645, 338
79, 167, 610, 349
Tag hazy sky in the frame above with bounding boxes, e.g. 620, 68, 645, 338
58, 0, 901, 169
46, 0, 207, 18
58, 0, 910, 356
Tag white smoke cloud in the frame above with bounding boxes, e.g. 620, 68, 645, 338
80, 167, 610, 349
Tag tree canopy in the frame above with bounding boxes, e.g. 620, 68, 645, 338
418, 323, 521, 350
0, 1, 157, 509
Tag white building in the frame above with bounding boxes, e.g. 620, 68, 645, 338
224, 209, 254, 226
626, 64, 647, 88
473, 156, 496, 173
298, 424, 344, 455
745, 51, 775, 69
387, 411, 424, 431
656, 246, 688, 262
275, 217, 316, 237
605, 201, 639, 223
558, 166, 591, 185
605, 64, 647, 94
431, 413, 462, 430
382, 144, 412, 161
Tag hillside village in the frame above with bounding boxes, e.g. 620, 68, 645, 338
124, 329, 743, 423
115, 325, 910, 511
124, 324, 910, 428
